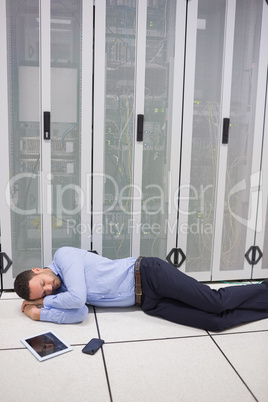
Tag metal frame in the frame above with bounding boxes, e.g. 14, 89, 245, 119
80, 0, 94, 250
254, 71, 268, 278
0, 0, 13, 289
245, 0, 268, 279
211, 0, 237, 281
92, 0, 106, 254
40, 0, 52, 266
131, 0, 147, 257
176, 0, 205, 278
166, 0, 187, 258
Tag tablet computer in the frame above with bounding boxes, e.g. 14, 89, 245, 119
21, 331, 72, 362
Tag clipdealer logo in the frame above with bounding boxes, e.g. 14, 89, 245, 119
5, 170, 263, 234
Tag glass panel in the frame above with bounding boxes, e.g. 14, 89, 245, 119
50, 1, 82, 253
102, 1, 137, 259
6, 0, 42, 275
140, 0, 177, 257
184, 0, 225, 273
220, 0, 263, 272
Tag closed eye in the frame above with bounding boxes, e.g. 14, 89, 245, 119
42, 281, 46, 298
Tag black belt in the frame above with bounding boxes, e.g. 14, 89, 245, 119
134, 257, 143, 307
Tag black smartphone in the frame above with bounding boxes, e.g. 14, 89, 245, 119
82, 338, 104, 355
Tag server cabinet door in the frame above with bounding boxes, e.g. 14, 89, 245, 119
3, 0, 42, 286
177, 0, 266, 281
50, 0, 89, 256
93, 0, 141, 258
93, 0, 187, 260
178, 0, 229, 281
2, 0, 93, 288
138, 0, 186, 259
212, 0, 268, 280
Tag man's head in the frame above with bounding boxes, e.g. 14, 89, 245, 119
14, 268, 61, 301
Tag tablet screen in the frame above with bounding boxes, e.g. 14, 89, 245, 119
21, 331, 72, 361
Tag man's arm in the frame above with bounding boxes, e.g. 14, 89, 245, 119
44, 248, 88, 310
22, 301, 88, 324
40, 305, 88, 324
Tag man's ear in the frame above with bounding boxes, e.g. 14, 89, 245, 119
32, 268, 42, 274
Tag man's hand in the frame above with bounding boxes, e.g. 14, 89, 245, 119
21, 298, 44, 313
23, 304, 41, 321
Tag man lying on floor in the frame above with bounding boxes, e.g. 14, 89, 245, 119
14, 246, 268, 331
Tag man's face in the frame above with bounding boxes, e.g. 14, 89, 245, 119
28, 269, 61, 300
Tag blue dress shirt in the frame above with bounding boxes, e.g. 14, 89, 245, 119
40, 247, 136, 324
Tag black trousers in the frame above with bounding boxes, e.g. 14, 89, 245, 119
140, 257, 268, 331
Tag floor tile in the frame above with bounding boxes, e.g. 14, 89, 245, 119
1, 291, 20, 299
0, 298, 98, 348
103, 337, 255, 402
212, 331, 268, 402
95, 306, 206, 343
0, 345, 110, 402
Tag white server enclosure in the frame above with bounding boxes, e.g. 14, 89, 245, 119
1, 0, 268, 289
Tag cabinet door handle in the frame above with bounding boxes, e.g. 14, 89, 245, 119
137, 114, 144, 142
166, 248, 186, 268
44, 111, 50, 140
0, 252, 13, 274
245, 245, 263, 265
222, 117, 230, 144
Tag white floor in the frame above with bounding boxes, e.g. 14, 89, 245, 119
1, 285, 268, 402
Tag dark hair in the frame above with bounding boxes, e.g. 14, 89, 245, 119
14, 270, 35, 301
